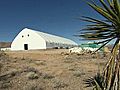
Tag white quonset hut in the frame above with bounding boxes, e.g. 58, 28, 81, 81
11, 28, 78, 50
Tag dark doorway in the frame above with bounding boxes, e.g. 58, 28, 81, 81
24, 44, 28, 50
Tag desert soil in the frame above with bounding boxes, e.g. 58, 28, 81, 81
0, 49, 109, 90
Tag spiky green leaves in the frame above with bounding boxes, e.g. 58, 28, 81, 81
80, 0, 120, 47
80, 1, 120, 90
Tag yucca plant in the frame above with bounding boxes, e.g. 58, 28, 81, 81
79, 0, 120, 90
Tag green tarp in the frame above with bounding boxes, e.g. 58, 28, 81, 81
80, 43, 103, 51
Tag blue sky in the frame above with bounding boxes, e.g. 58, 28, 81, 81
0, 0, 102, 44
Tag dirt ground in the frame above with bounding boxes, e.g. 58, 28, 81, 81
0, 49, 109, 90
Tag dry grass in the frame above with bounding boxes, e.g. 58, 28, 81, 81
0, 49, 109, 90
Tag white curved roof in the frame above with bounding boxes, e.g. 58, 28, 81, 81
26, 28, 78, 45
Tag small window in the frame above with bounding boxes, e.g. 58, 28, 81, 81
28, 34, 29, 37
22, 35, 24, 38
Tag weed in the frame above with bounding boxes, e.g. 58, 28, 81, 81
24, 67, 38, 73
26, 72, 39, 80
53, 80, 68, 88
43, 73, 55, 79
73, 71, 85, 77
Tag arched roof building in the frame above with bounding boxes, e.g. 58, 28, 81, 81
11, 28, 78, 50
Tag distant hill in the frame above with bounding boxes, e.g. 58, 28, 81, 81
0, 42, 11, 48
